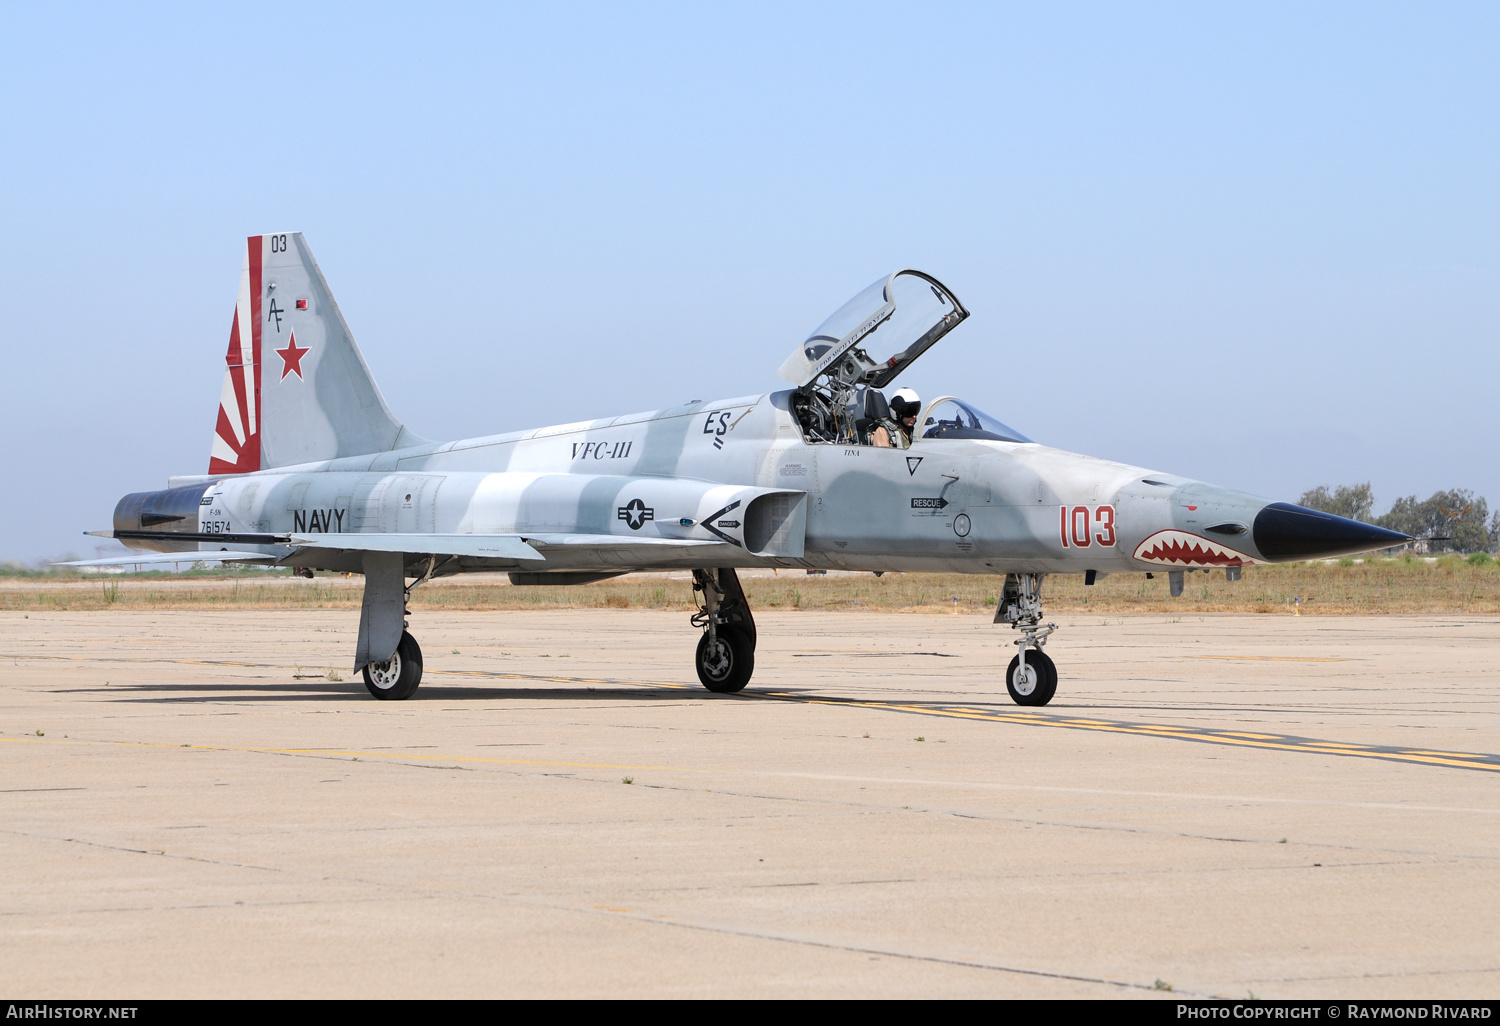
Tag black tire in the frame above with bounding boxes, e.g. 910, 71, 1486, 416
1005, 648, 1057, 706
696, 625, 754, 693
363, 631, 424, 700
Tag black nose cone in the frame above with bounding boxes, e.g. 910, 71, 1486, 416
1253, 502, 1411, 560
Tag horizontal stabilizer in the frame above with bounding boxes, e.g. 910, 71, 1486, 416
55, 550, 279, 567
289, 533, 543, 561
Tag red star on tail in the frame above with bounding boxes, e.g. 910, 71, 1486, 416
276, 332, 310, 380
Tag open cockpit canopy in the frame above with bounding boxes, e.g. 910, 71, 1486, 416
778, 270, 967, 390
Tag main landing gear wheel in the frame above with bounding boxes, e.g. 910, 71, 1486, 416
1006, 649, 1057, 706
363, 631, 424, 701
691, 568, 756, 694
696, 625, 754, 693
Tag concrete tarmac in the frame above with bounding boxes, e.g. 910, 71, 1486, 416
1, 609, 1497, 999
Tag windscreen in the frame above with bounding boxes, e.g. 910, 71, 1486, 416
920, 399, 1032, 443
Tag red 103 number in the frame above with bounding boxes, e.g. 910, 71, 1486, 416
1059, 505, 1115, 548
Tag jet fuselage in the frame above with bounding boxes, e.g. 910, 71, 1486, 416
120, 389, 1370, 578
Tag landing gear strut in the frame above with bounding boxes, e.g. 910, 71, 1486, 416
356, 554, 436, 701
691, 568, 757, 693
995, 573, 1058, 706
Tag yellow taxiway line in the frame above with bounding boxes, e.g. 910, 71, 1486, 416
5, 653, 1498, 774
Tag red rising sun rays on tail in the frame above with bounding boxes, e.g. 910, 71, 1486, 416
208, 237, 263, 475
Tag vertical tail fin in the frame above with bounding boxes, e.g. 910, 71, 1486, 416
208, 233, 425, 474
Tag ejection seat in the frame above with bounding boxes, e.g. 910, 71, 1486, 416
853, 389, 902, 447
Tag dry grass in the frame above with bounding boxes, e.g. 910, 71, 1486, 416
3, 556, 1498, 614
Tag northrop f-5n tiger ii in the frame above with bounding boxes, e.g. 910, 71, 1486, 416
72, 233, 1409, 703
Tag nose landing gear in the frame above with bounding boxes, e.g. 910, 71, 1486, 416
1006, 646, 1056, 705
995, 573, 1059, 706
691, 568, 756, 693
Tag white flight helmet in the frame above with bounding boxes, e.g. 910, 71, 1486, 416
890, 387, 921, 417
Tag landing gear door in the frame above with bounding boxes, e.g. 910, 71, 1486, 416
776, 270, 967, 389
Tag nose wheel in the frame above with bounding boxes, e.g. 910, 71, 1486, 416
1006, 648, 1056, 706
995, 572, 1060, 706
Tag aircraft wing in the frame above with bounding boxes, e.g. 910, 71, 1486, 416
63, 529, 743, 574
285, 532, 734, 574
521, 534, 720, 549
289, 533, 544, 561
55, 550, 281, 567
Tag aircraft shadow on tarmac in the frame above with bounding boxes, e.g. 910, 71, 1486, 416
65, 678, 1021, 708
47, 681, 1500, 770
66, 681, 737, 704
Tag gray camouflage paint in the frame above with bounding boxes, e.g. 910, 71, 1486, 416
131, 234, 1293, 580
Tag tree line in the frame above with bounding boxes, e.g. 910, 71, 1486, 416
1298, 484, 1498, 553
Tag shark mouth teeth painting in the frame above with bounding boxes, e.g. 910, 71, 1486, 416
1132, 530, 1260, 567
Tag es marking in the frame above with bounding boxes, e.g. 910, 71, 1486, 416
703, 411, 731, 450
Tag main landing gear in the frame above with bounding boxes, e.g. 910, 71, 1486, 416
356, 554, 436, 701
995, 573, 1058, 706
691, 568, 757, 693
363, 630, 424, 701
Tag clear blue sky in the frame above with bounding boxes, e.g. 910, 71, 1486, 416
1, 2, 1495, 561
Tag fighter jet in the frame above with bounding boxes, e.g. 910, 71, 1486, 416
69, 233, 1409, 704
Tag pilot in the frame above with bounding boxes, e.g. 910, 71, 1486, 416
889, 388, 921, 445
